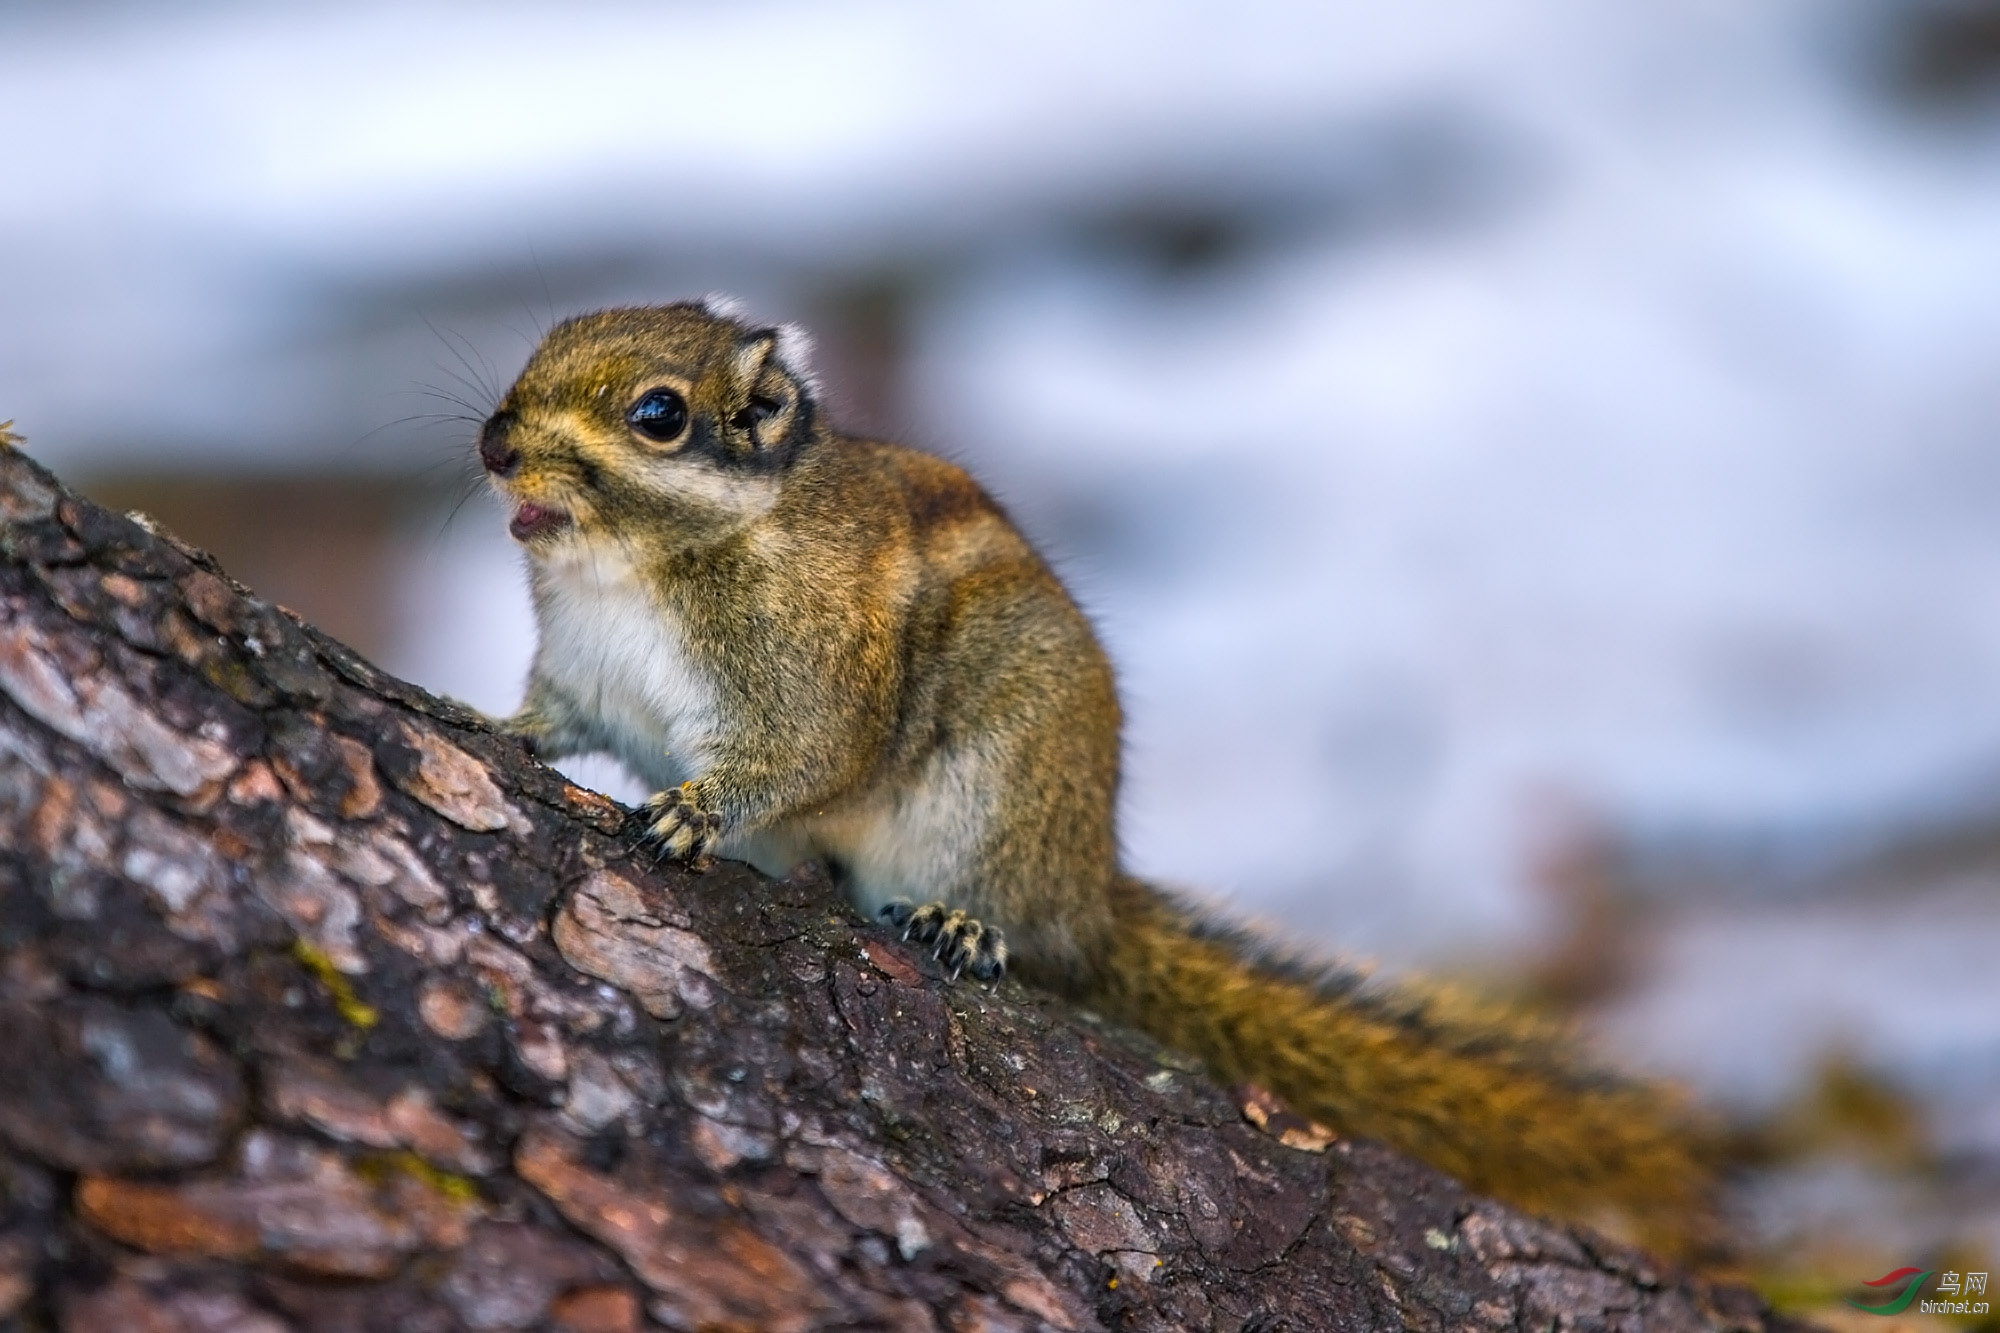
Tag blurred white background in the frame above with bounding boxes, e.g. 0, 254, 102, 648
6, 0, 2000, 1274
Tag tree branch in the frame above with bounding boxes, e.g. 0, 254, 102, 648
0, 442, 1800, 1332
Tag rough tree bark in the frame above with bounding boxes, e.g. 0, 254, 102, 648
0, 440, 1801, 1333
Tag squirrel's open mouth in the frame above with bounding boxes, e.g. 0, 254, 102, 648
509, 503, 572, 542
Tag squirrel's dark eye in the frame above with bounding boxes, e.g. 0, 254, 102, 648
627, 388, 688, 442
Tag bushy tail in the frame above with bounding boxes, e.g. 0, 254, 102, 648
1082, 877, 1716, 1254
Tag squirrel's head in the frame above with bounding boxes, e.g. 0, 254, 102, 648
478, 298, 820, 553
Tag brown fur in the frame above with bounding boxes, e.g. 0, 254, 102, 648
480, 301, 1716, 1255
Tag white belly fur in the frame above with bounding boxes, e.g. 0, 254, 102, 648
806, 746, 992, 918
530, 545, 722, 794
527, 544, 986, 908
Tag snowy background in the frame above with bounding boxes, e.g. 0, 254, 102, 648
6, 0, 2000, 1269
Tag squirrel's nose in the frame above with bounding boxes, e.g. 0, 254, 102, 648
478, 416, 520, 477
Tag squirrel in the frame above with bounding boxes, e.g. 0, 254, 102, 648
476, 298, 1716, 1254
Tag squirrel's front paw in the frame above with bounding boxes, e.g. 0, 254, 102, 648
880, 901, 1008, 984
491, 706, 554, 759
637, 782, 724, 866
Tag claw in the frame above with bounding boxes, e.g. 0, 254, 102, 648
633, 783, 723, 866
873, 900, 1005, 987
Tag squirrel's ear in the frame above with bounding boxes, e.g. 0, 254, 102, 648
729, 324, 817, 451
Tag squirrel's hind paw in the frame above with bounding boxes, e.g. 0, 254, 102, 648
637, 783, 724, 867
879, 901, 1008, 984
